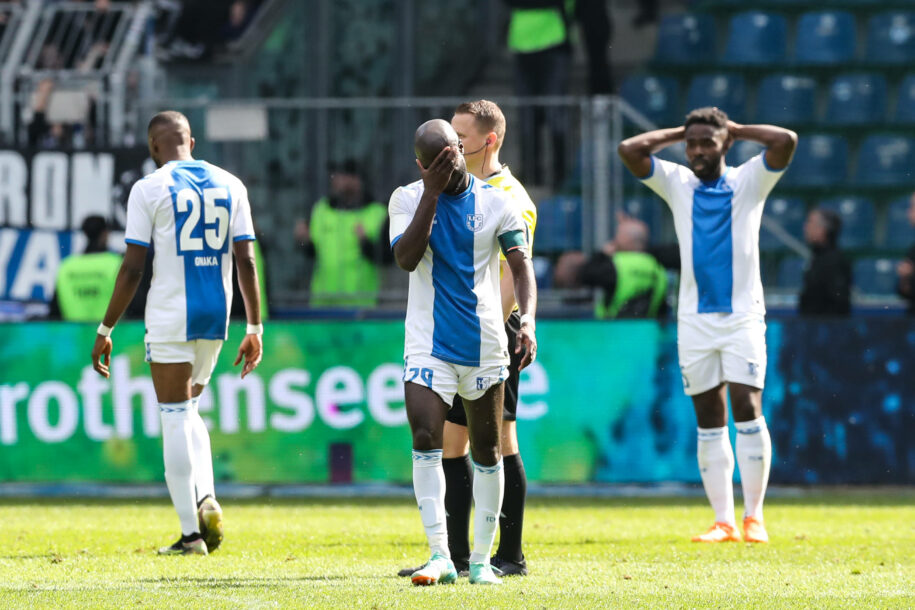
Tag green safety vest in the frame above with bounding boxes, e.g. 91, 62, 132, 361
56, 252, 122, 322
595, 251, 667, 319
309, 198, 387, 308
508, 4, 569, 54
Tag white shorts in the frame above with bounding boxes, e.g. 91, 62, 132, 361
403, 354, 509, 406
145, 339, 224, 386
677, 313, 766, 396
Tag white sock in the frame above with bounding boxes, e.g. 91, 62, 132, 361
160, 401, 198, 536
412, 450, 449, 558
470, 459, 504, 565
736, 416, 772, 520
697, 427, 736, 526
189, 397, 215, 503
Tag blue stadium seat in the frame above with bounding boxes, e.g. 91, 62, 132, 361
621, 196, 665, 241
856, 135, 915, 185
893, 74, 915, 123
723, 11, 788, 65
532, 256, 553, 290
760, 197, 806, 252
686, 74, 747, 122
781, 135, 849, 186
727, 140, 764, 166
818, 197, 877, 249
825, 74, 887, 125
535, 196, 583, 253
854, 257, 899, 295
620, 75, 679, 126
777, 257, 806, 290
866, 12, 915, 64
795, 11, 856, 65
756, 75, 817, 124
654, 13, 716, 65
884, 196, 914, 250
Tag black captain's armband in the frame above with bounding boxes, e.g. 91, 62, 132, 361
498, 229, 527, 255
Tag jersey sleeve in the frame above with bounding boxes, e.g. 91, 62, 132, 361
639, 156, 688, 206
388, 187, 412, 248
736, 152, 787, 205
497, 196, 527, 256
124, 181, 153, 248
231, 183, 256, 241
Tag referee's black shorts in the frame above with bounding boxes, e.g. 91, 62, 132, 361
446, 310, 522, 426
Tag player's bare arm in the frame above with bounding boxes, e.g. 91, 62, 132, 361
91, 243, 147, 378
233, 239, 263, 378
393, 146, 456, 272
726, 121, 798, 171
617, 126, 687, 178
505, 248, 537, 370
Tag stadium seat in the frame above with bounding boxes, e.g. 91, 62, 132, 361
777, 257, 806, 291
756, 74, 817, 125
866, 12, 915, 64
825, 73, 887, 125
884, 196, 914, 250
654, 13, 716, 65
781, 135, 849, 186
856, 135, 915, 185
853, 257, 899, 295
727, 140, 764, 166
723, 11, 788, 66
892, 74, 915, 123
818, 197, 877, 249
760, 197, 806, 252
620, 75, 679, 127
532, 256, 553, 290
686, 74, 747, 122
795, 11, 857, 65
535, 196, 583, 253
621, 196, 665, 240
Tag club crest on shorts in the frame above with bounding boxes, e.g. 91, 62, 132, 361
476, 376, 492, 391
466, 213, 484, 232
748, 361, 759, 376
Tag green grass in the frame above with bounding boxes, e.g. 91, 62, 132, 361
0, 491, 913, 608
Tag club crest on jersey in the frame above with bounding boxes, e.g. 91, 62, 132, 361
466, 214, 484, 232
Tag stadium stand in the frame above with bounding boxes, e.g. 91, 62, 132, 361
865, 11, 915, 65
795, 11, 857, 65
685, 73, 747, 122
819, 197, 877, 249
654, 13, 717, 65
825, 74, 888, 126
760, 198, 806, 252
781, 135, 849, 187
856, 135, 915, 186
854, 257, 899, 294
620, 75, 679, 126
533, 196, 584, 254
777, 257, 806, 291
884, 196, 913, 250
756, 74, 817, 125
722, 11, 787, 66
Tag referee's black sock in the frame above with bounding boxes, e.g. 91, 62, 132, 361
443, 454, 473, 568
495, 452, 526, 563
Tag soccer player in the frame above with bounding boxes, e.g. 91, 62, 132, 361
389, 119, 538, 585
618, 107, 797, 543
398, 100, 536, 578
91, 111, 263, 555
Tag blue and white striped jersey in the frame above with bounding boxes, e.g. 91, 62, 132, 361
640, 153, 786, 316
124, 160, 256, 342
389, 175, 526, 367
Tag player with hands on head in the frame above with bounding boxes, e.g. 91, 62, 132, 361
389, 118, 537, 586
618, 107, 797, 544
91, 110, 264, 556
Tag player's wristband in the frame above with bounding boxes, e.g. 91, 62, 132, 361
519, 314, 535, 330
97, 323, 113, 337
246, 323, 263, 335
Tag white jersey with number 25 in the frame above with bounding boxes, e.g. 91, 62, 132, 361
124, 160, 256, 343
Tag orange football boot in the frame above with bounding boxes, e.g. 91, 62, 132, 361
691, 522, 742, 543
742, 516, 769, 543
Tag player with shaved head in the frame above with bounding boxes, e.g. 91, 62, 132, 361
91, 111, 264, 555
389, 119, 538, 586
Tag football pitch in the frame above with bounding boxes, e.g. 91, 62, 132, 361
0, 491, 912, 609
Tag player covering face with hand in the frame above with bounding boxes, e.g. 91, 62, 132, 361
91, 111, 264, 556
389, 119, 538, 585
618, 107, 797, 544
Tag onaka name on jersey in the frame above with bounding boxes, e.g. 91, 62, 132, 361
194, 256, 219, 267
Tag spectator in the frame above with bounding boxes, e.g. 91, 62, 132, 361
504, 0, 571, 186
573, 0, 613, 94
294, 160, 389, 308
51, 215, 121, 321
632, 0, 659, 28
799, 208, 851, 316
580, 215, 668, 318
896, 193, 915, 314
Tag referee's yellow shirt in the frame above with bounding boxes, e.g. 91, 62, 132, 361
489, 166, 537, 312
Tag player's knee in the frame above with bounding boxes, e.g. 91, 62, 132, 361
411, 427, 440, 451
469, 440, 501, 467
732, 399, 761, 422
